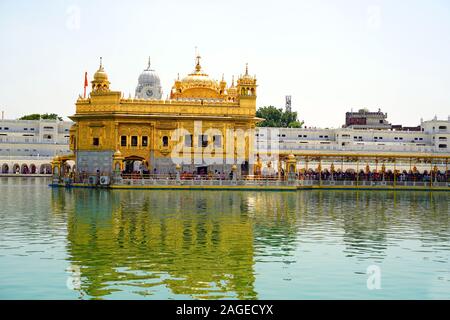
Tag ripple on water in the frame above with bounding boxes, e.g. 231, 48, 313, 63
0, 181, 449, 299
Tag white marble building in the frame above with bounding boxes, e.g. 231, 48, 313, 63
255, 117, 450, 173
256, 117, 449, 154
0, 119, 73, 174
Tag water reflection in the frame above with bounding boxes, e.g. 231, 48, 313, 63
53, 189, 257, 299
45, 187, 450, 299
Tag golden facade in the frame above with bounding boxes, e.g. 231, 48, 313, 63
65, 56, 260, 175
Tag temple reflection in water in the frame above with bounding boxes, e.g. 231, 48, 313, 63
50, 188, 449, 299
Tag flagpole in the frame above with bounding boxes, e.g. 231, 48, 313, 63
83, 72, 88, 98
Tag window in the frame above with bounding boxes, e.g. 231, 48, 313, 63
93, 138, 99, 146
43, 126, 54, 130
198, 135, 208, 148
438, 144, 447, 148
30, 128, 34, 131
185, 134, 193, 147
121, 136, 127, 147
319, 135, 323, 138
379, 120, 383, 123
399, 137, 403, 140
394, 137, 398, 140
142, 136, 148, 147
438, 126, 447, 130
24, 128, 27, 131
162, 136, 169, 147
438, 137, 447, 141
4, 127, 8, 130
213, 135, 221, 147
131, 136, 138, 147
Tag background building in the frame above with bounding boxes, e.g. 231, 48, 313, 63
344, 108, 391, 130
0, 119, 72, 174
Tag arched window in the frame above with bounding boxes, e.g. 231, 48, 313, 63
162, 136, 169, 147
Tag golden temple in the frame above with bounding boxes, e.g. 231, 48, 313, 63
54, 55, 259, 177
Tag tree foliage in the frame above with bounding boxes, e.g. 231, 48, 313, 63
256, 106, 303, 128
19, 113, 63, 121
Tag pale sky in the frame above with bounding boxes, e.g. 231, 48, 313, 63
0, 0, 449, 128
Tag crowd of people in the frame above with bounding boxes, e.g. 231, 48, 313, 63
62, 167, 449, 184
297, 170, 449, 182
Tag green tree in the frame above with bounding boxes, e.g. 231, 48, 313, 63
19, 113, 63, 121
256, 106, 303, 128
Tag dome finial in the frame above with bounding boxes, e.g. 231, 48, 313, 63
99, 57, 103, 70
194, 46, 201, 72
231, 75, 235, 87
195, 54, 201, 72
245, 63, 248, 76
147, 56, 151, 70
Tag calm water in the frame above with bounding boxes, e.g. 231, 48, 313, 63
0, 178, 449, 299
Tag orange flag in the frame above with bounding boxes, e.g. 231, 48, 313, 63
83, 72, 88, 98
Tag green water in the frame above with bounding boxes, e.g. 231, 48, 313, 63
0, 178, 449, 299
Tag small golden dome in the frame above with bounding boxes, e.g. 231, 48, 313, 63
94, 65, 108, 82
113, 150, 122, 157
287, 153, 296, 160
91, 57, 110, 92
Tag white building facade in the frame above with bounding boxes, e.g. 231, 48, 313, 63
0, 119, 73, 174
255, 117, 450, 173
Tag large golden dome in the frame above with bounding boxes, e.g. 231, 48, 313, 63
171, 55, 226, 100
180, 57, 220, 91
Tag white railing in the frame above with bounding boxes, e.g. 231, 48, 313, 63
115, 178, 449, 188
0, 155, 54, 160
